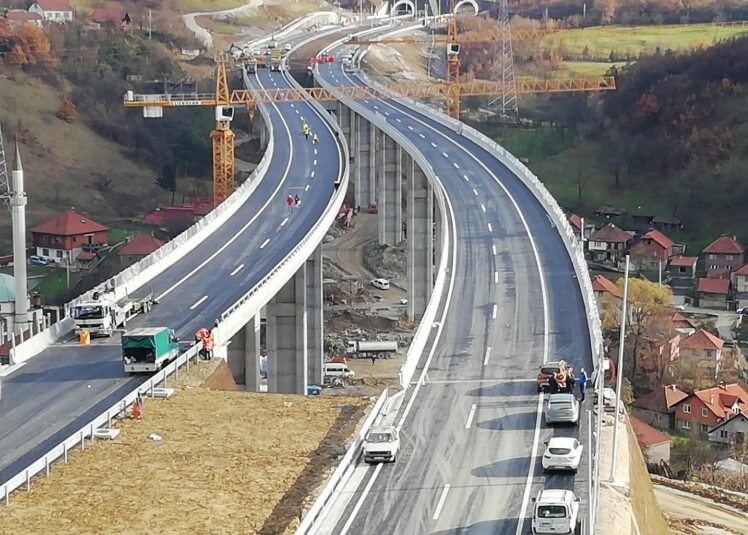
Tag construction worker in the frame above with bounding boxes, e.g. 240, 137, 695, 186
203, 329, 214, 360
312, 133, 319, 144
294, 194, 300, 207
195, 327, 209, 359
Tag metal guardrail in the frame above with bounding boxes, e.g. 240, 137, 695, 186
0, 343, 203, 504
295, 389, 388, 535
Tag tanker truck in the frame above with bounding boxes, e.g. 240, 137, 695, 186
345, 340, 398, 359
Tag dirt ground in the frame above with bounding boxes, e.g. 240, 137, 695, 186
0, 361, 369, 535
655, 484, 748, 535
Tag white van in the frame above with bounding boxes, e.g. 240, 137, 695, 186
323, 362, 355, 379
371, 278, 390, 290
531, 489, 580, 534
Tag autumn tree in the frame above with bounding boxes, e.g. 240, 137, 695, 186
616, 277, 673, 375
56, 98, 77, 123
7, 44, 28, 67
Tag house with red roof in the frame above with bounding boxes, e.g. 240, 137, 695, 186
568, 213, 594, 241
588, 223, 631, 265
630, 415, 672, 464
667, 255, 698, 294
731, 264, 748, 310
631, 384, 689, 431
119, 234, 163, 267
28, 0, 73, 23
675, 382, 748, 437
31, 209, 108, 266
697, 277, 730, 310
708, 411, 748, 445
591, 274, 622, 324
702, 235, 745, 274
670, 312, 695, 335
630, 228, 681, 272
90, 7, 131, 28
4, 10, 43, 28
679, 328, 725, 380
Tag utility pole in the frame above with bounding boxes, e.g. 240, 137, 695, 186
610, 254, 630, 481
489, 0, 519, 121
658, 259, 662, 287
148, 9, 152, 40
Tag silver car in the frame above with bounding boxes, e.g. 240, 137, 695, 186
544, 393, 579, 425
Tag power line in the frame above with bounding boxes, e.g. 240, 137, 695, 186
488, 0, 519, 121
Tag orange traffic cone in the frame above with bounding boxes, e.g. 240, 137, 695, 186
131, 398, 142, 420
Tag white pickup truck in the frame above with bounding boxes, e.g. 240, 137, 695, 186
363, 425, 399, 463
73, 289, 156, 337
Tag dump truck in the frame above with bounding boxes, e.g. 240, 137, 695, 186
345, 340, 398, 358
122, 327, 180, 373
270, 48, 282, 71
73, 289, 156, 337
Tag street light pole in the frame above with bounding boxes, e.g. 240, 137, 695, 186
609, 254, 630, 481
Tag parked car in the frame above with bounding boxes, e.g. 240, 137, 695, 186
363, 425, 399, 463
531, 489, 581, 534
544, 393, 579, 426
371, 278, 390, 290
323, 362, 354, 379
29, 255, 48, 266
536, 361, 567, 393
307, 384, 321, 396
542, 437, 583, 473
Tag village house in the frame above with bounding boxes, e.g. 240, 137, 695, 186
678, 328, 724, 379
119, 234, 163, 268
667, 255, 698, 294
697, 277, 730, 310
568, 213, 594, 241
675, 382, 748, 438
708, 412, 748, 446
670, 312, 696, 336
4, 9, 43, 28
630, 229, 676, 271
588, 223, 631, 265
28, 0, 73, 23
731, 264, 748, 310
701, 235, 745, 276
630, 415, 672, 464
31, 209, 108, 267
631, 384, 689, 431
90, 7, 130, 29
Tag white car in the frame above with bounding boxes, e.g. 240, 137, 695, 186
532, 489, 580, 535
371, 278, 390, 290
363, 425, 399, 463
542, 437, 583, 472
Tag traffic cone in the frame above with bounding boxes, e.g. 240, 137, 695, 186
131, 398, 142, 420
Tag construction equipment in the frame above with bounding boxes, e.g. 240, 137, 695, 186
270, 48, 282, 71
72, 288, 156, 337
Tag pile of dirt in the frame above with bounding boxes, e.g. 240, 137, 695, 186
201, 360, 238, 391
363, 239, 406, 284
325, 309, 399, 337
652, 475, 748, 513
0, 361, 369, 534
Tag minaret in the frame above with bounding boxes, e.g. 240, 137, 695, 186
11, 142, 28, 334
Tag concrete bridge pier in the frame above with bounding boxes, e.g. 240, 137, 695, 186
406, 154, 434, 320
226, 312, 262, 391
354, 116, 375, 209
377, 132, 402, 245
306, 244, 323, 387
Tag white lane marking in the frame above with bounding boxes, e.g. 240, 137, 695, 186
419, 133, 425, 139
373, 105, 379, 110
301, 116, 304, 121
494, 271, 499, 284
408, 125, 414, 131
311, 171, 315, 178
480, 204, 486, 213
487, 223, 493, 232
453, 162, 460, 169
339, 463, 383, 535
189, 295, 208, 310
384, 111, 390, 116
465, 404, 477, 429
290, 104, 294, 108
492, 244, 497, 255
432, 484, 451, 520
305, 184, 310, 191
483, 347, 492, 366
472, 188, 479, 196
396, 117, 402, 123
431, 142, 437, 148
295, 109, 299, 114
230, 264, 244, 276
492, 304, 497, 319
314, 148, 318, 155
260, 238, 270, 249
156, 71, 296, 302
463, 174, 470, 182
280, 217, 289, 227
313, 159, 317, 166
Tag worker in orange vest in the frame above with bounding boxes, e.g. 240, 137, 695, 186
203, 329, 214, 360
195, 327, 210, 359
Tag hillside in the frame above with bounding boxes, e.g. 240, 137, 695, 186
478, 36, 748, 252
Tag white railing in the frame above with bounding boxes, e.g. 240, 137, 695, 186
295, 389, 388, 535
356, 70, 603, 364
1, 343, 203, 504
10, 102, 276, 365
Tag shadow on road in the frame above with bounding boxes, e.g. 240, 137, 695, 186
471, 456, 531, 478
476, 413, 536, 431
467, 381, 536, 398
432, 517, 520, 534
7, 359, 124, 384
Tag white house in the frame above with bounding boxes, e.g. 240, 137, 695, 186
28, 0, 74, 23
708, 412, 748, 445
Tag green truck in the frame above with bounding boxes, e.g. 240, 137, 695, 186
122, 327, 180, 373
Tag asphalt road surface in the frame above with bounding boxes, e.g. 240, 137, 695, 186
313, 31, 593, 535
0, 62, 342, 485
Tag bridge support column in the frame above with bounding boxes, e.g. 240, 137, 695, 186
406, 157, 433, 320
306, 244, 323, 386
267, 267, 307, 395
226, 314, 262, 390
355, 115, 374, 209
377, 133, 400, 245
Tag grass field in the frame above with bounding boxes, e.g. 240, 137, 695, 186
195, 15, 244, 35
542, 23, 748, 57
176, 0, 248, 12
